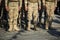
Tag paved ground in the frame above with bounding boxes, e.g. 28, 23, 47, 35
0, 14, 60, 40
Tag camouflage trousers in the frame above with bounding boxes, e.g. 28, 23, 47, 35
27, 2, 38, 30
8, 2, 20, 31
45, 2, 56, 29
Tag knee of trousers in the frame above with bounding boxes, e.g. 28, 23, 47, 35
34, 16, 38, 23
13, 19, 17, 24
48, 15, 53, 19
27, 16, 32, 22
8, 19, 13, 23
34, 18, 38, 23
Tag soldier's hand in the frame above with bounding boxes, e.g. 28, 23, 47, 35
5, 6, 9, 11
38, 6, 41, 10
25, 6, 28, 11
55, 4, 57, 8
18, 6, 21, 11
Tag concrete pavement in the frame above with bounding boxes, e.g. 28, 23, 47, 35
0, 14, 60, 40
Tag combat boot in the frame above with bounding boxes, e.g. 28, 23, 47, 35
34, 24, 39, 31
45, 21, 49, 30
8, 25, 13, 32
14, 25, 20, 31
27, 22, 31, 31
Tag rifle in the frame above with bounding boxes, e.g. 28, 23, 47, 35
0, 8, 3, 28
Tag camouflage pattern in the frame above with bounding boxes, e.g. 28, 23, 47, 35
5, 0, 22, 32
45, 0, 57, 30
25, 0, 41, 31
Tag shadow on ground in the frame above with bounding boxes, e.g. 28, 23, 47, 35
47, 28, 60, 37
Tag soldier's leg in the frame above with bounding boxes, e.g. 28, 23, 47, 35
33, 3, 38, 31
49, 3, 55, 28
8, 7, 14, 31
13, 19, 20, 31
13, 7, 20, 31
8, 19, 13, 31
27, 3, 33, 31
45, 2, 50, 30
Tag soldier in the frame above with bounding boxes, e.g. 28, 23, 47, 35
25, 0, 41, 31
44, 0, 57, 30
5, 0, 22, 32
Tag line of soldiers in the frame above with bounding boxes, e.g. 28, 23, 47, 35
0, 0, 57, 32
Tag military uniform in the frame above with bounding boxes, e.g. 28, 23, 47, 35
45, 0, 57, 29
25, 0, 41, 31
5, 0, 22, 31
